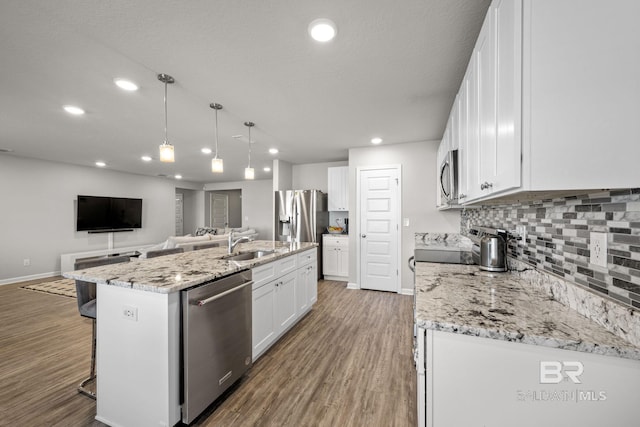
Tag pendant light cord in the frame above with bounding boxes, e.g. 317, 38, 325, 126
247, 126, 251, 167
214, 108, 219, 158
163, 81, 168, 144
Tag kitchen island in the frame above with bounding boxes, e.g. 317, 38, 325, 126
64, 240, 318, 427
414, 260, 640, 427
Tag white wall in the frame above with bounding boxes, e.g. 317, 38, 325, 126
292, 161, 348, 191
203, 179, 273, 239
0, 156, 187, 282
175, 188, 205, 235
273, 159, 292, 191
348, 141, 460, 293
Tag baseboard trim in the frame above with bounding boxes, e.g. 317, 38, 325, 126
324, 275, 348, 282
0, 271, 61, 286
346, 282, 359, 290
400, 288, 414, 296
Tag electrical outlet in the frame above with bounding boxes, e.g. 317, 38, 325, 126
122, 305, 138, 321
23, 258, 30, 267
590, 232, 608, 268
515, 225, 527, 245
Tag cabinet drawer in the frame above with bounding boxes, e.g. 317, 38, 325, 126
323, 235, 347, 246
297, 249, 317, 266
278, 254, 298, 275
252, 261, 277, 289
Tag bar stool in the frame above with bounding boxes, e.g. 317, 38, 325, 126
73, 255, 130, 399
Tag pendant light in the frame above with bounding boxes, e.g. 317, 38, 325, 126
158, 73, 175, 162
210, 103, 224, 173
244, 121, 255, 180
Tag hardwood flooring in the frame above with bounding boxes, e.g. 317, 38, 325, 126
0, 278, 415, 426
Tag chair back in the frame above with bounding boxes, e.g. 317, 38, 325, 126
73, 255, 130, 318
146, 247, 185, 258
192, 242, 221, 251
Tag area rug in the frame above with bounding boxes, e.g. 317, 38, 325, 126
21, 278, 76, 299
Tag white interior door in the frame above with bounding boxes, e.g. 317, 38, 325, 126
359, 167, 400, 293
210, 193, 229, 229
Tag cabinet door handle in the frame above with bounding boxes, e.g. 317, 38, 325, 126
361, 234, 367, 238
459, 193, 466, 199
480, 182, 493, 190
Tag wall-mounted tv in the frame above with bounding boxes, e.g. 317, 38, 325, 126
77, 195, 143, 232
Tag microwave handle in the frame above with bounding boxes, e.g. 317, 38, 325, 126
440, 160, 450, 200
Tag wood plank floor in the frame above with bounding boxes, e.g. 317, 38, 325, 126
0, 278, 415, 426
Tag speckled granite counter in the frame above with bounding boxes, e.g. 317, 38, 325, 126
63, 240, 317, 294
414, 232, 474, 264
415, 261, 640, 360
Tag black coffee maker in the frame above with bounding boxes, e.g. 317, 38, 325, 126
343, 218, 349, 234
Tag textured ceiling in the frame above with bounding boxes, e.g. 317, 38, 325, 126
0, 0, 490, 183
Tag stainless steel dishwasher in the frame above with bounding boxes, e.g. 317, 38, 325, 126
181, 270, 253, 424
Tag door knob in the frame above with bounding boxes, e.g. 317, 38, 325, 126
361, 234, 367, 238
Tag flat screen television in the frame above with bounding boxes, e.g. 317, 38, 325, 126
76, 195, 143, 232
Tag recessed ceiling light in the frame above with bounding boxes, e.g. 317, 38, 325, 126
0, 148, 14, 153
201, 147, 212, 154
175, 174, 182, 180
63, 105, 85, 115
264, 167, 272, 172
141, 155, 152, 162
309, 18, 337, 42
268, 148, 279, 155
371, 137, 383, 144
95, 161, 106, 167
114, 78, 139, 91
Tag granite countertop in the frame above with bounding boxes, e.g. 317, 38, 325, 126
63, 240, 317, 294
415, 262, 640, 361
323, 233, 348, 237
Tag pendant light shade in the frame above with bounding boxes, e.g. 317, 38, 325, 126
244, 121, 255, 180
210, 103, 224, 173
158, 73, 175, 163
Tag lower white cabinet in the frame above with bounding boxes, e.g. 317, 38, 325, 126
323, 235, 348, 281
252, 249, 318, 361
275, 271, 297, 333
252, 279, 277, 359
417, 327, 640, 427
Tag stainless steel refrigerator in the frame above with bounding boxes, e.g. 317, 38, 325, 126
275, 190, 328, 278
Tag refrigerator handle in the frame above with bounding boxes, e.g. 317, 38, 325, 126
291, 192, 297, 243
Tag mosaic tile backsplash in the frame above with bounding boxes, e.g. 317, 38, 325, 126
461, 189, 640, 312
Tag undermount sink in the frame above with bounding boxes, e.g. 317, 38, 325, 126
225, 250, 274, 262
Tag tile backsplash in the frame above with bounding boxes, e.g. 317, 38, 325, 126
461, 189, 640, 312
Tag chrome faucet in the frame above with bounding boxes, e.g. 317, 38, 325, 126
228, 233, 251, 254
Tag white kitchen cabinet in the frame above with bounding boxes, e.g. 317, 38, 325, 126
328, 166, 349, 211
274, 271, 297, 333
252, 278, 277, 359
322, 235, 348, 281
418, 328, 640, 427
461, 0, 521, 202
444, 0, 640, 204
298, 248, 318, 305
252, 249, 318, 361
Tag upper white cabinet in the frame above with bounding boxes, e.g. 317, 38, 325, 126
328, 166, 349, 211
441, 0, 640, 204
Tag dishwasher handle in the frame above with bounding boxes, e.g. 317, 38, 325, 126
194, 280, 254, 306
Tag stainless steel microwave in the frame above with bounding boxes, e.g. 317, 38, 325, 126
439, 149, 459, 206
